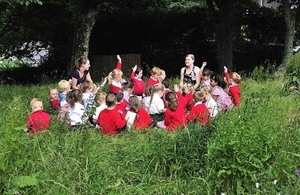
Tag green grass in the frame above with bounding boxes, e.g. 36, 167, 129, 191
0, 78, 299, 194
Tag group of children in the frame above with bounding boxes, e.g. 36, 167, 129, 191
25, 54, 242, 136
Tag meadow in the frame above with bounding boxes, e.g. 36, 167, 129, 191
0, 75, 300, 194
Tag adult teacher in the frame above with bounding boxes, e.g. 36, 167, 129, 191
179, 54, 200, 90
68, 56, 93, 90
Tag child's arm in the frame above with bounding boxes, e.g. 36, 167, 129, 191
199, 62, 207, 78
116, 55, 122, 70
224, 66, 229, 83
130, 65, 137, 80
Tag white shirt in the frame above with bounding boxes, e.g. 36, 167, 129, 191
69, 102, 85, 126
205, 96, 218, 117
142, 93, 164, 114
92, 104, 107, 121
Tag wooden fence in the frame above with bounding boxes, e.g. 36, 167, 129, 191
90, 54, 141, 82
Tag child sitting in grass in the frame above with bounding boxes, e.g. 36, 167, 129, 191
97, 93, 128, 136
67, 89, 85, 131
130, 65, 145, 97
58, 79, 71, 107
126, 95, 152, 130
92, 92, 107, 124
186, 91, 210, 125
25, 98, 51, 135
146, 67, 162, 87
49, 87, 60, 110
224, 66, 242, 107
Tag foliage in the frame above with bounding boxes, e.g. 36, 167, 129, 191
251, 59, 276, 81
282, 53, 300, 95
0, 58, 27, 70
0, 78, 299, 194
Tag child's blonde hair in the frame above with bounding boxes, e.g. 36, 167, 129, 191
96, 92, 107, 105
229, 72, 242, 84
30, 98, 43, 111
150, 67, 162, 76
147, 83, 165, 113
111, 69, 123, 79
201, 85, 212, 94
80, 80, 94, 93
49, 87, 58, 95
193, 91, 206, 103
58, 80, 71, 91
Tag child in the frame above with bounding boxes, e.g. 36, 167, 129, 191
115, 92, 128, 116
146, 67, 162, 87
224, 66, 242, 107
49, 87, 60, 110
199, 62, 211, 88
80, 80, 96, 109
162, 78, 171, 95
92, 92, 107, 124
158, 69, 166, 83
201, 86, 218, 118
67, 89, 85, 130
142, 84, 166, 124
186, 91, 210, 125
182, 83, 195, 112
58, 79, 71, 107
157, 85, 187, 131
126, 96, 152, 130
97, 93, 128, 136
210, 73, 233, 111
122, 81, 134, 102
25, 98, 51, 135
109, 68, 123, 93
130, 65, 145, 97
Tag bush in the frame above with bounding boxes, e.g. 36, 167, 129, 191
282, 53, 300, 95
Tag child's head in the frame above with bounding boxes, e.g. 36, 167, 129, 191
202, 69, 211, 81
150, 67, 162, 80
164, 92, 178, 111
162, 78, 170, 89
158, 69, 166, 82
105, 93, 117, 108
115, 92, 124, 103
183, 83, 193, 94
200, 86, 212, 98
123, 81, 134, 94
229, 72, 242, 85
49, 88, 58, 100
210, 73, 226, 88
153, 83, 165, 97
80, 80, 94, 93
30, 98, 43, 112
193, 91, 206, 103
128, 96, 141, 113
96, 92, 107, 105
111, 69, 123, 82
58, 79, 71, 93
135, 66, 143, 79
67, 89, 83, 107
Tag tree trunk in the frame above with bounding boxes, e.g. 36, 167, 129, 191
68, 7, 100, 73
216, 0, 235, 74
281, 0, 295, 71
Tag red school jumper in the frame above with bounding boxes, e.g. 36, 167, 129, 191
133, 107, 152, 129
26, 110, 51, 135
50, 99, 60, 110
97, 108, 127, 136
146, 77, 159, 87
183, 92, 195, 112
130, 71, 145, 95
164, 92, 187, 131
115, 100, 128, 115
186, 102, 210, 125
224, 71, 241, 107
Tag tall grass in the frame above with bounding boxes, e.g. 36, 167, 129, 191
0, 78, 299, 194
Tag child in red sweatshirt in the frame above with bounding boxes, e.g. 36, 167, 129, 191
25, 98, 51, 135
130, 65, 145, 97
97, 93, 128, 136
224, 66, 241, 107
126, 96, 152, 130
186, 91, 210, 125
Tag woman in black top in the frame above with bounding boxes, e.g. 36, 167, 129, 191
179, 54, 200, 90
